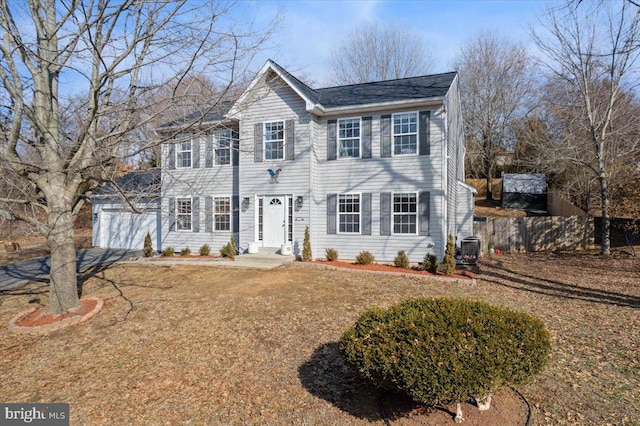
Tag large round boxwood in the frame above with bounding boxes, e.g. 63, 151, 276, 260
339, 298, 550, 408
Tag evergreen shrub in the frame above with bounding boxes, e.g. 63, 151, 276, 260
393, 250, 410, 268
325, 248, 339, 261
355, 251, 375, 265
423, 253, 438, 274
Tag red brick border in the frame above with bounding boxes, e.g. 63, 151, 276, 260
7, 297, 104, 334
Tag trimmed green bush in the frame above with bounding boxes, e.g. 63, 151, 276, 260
199, 244, 210, 256
162, 246, 175, 257
340, 298, 550, 408
423, 253, 438, 274
302, 226, 312, 261
393, 250, 410, 268
143, 232, 153, 257
180, 247, 191, 256
220, 235, 236, 259
325, 248, 339, 261
441, 234, 456, 276
355, 250, 375, 265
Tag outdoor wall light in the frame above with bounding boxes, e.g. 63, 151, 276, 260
295, 196, 303, 210
242, 197, 251, 210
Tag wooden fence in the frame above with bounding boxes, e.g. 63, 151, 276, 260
473, 216, 594, 253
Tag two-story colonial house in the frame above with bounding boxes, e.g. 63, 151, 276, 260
158, 60, 475, 261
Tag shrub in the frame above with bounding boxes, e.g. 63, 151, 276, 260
355, 250, 375, 265
393, 250, 410, 268
199, 244, 210, 256
325, 248, 339, 261
423, 253, 438, 274
220, 235, 236, 259
302, 226, 312, 261
440, 234, 456, 276
143, 232, 153, 257
180, 247, 191, 256
340, 298, 551, 411
162, 246, 175, 257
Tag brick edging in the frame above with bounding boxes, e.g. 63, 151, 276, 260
7, 297, 104, 334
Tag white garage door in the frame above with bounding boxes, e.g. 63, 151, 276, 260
100, 209, 160, 250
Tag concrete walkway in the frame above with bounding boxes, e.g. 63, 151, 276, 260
137, 248, 295, 270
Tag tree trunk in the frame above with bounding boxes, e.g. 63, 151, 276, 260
46, 209, 80, 315
598, 169, 611, 256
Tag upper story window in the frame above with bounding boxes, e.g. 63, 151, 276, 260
264, 121, 284, 160
214, 197, 231, 231
338, 194, 360, 233
393, 112, 418, 155
176, 197, 192, 231
393, 192, 417, 234
338, 118, 360, 158
176, 140, 192, 168
215, 129, 232, 165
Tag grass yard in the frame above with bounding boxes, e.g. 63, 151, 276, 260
0, 253, 639, 425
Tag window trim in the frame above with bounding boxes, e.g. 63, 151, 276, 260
337, 117, 362, 159
263, 120, 285, 161
175, 196, 193, 232
391, 192, 419, 235
391, 111, 419, 157
214, 129, 232, 166
213, 195, 231, 232
337, 193, 362, 235
176, 139, 193, 168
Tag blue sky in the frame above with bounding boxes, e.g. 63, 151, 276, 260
251, 0, 551, 87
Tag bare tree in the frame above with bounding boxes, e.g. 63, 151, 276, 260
329, 22, 436, 85
453, 32, 536, 199
0, 0, 274, 315
533, 0, 640, 255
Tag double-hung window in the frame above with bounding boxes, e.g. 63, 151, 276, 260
338, 118, 360, 158
264, 121, 284, 160
214, 197, 231, 231
393, 193, 417, 234
393, 112, 418, 155
176, 197, 192, 231
176, 140, 192, 168
338, 194, 360, 233
215, 129, 232, 165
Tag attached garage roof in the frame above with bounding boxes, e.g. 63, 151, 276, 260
93, 169, 161, 200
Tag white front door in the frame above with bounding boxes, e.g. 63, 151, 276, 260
263, 196, 286, 247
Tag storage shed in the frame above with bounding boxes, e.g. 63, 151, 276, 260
501, 173, 547, 211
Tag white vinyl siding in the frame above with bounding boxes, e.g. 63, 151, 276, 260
176, 197, 192, 231
338, 118, 360, 158
393, 192, 418, 234
338, 194, 360, 233
214, 197, 231, 231
264, 121, 284, 160
176, 141, 192, 168
215, 129, 232, 165
393, 112, 418, 155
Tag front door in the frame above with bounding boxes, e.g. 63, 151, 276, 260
263, 196, 286, 247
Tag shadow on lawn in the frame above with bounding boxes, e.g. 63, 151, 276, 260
481, 262, 640, 309
299, 342, 424, 422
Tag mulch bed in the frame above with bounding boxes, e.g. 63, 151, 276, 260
311, 260, 477, 280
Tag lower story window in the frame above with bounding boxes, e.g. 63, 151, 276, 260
393, 193, 417, 234
214, 197, 231, 231
338, 194, 360, 233
176, 197, 192, 231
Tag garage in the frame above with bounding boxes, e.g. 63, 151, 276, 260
99, 209, 161, 250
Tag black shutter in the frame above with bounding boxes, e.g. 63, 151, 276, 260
205, 196, 213, 232
327, 194, 337, 234
419, 191, 430, 236
380, 192, 391, 236
419, 111, 430, 156
327, 119, 337, 161
232, 130, 239, 166
205, 137, 213, 168
362, 116, 372, 159
168, 197, 175, 231
380, 115, 392, 158
168, 144, 175, 169
285, 119, 295, 160
192, 197, 200, 232
254, 123, 263, 163
232, 196, 239, 235
192, 138, 200, 168
362, 193, 372, 235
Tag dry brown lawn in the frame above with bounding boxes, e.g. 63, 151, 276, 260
1, 252, 639, 425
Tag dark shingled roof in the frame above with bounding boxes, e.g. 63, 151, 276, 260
157, 101, 233, 130
314, 72, 457, 108
94, 169, 161, 198
268, 60, 320, 104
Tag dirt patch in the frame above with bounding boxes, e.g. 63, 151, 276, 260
474, 198, 529, 218
0, 253, 638, 425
